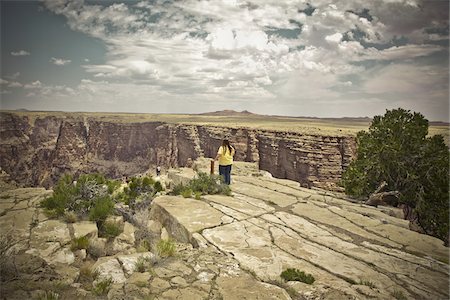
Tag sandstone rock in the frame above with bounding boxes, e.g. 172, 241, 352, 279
116, 221, 135, 245
150, 277, 171, 293
192, 233, 208, 248
126, 271, 152, 285
29, 219, 71, 247
53, 263, 80, 284
160, 287, 209, 299
88, 237, 107, 258
170, 276, 188, 287
117, 252, 154, 276
154, 260, 192, 278
161, 227, 170, 240
216, 274, 291, 300
93, 257, 126, 283
107, 283, 126, 300
72, 221, 98, 239
150, 196, 224, 245
168, 168, 196, 186
147, 219, 163, 235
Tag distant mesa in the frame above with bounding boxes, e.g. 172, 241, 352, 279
198, 110, 258, 116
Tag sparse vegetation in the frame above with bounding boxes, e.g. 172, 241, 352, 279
359, 279, 376, 288
93, 277, 113, 296
280, 268, 315, 284
37, 290, 59, 300
100, 220, 122, 238
116, 176, 156, 205
156, 239, 176, 257
64, 211, 77, 223
137, 239, 151, 252
170, 172, 231, 198
392, 289, 407, 300
70, 236, 90, 251
341, 108, 449, 245
134, 256, 154, 272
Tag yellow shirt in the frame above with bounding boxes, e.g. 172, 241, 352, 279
217, 146, 235, 165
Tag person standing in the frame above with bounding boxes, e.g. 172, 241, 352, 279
215, 139, 235, 185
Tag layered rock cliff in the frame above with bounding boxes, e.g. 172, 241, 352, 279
0, 112, 355, 190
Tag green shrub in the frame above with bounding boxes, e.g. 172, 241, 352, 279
70, 236, 90, 251
41, 174, 75, 217
181, 188, 192, 198
89, 195, 114, 223
100, 220, 122, 239
156, 239, 176, 257
171, 183, 187, 196
194, 191, 202, 200
134, 256, 153, 272
280, 268, 315, 284
154, 181, 163, 192
170, 172, 231, 197
341, 108, 449, 245
106, 179, 121, 194
93, 277, 113, 296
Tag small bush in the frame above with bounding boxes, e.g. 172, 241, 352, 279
93, 277, 113, 296
100, 220, 122, 239
392, 290, 407, 300
137, 239, 151, 252
89, 195, 114, 223
170, 172, 231, 197
194, 191, 202, 200
134, 256, 153, 272
181, 188, 192, 198
280, 268, 315, 284
71, 236, 90, 251
37, 291, 59, 300
64, 211, 78, 223
360, 279, 376, 288
79, 265, 99, 282
41, 174, 75, 217
156, 239, 176, 257
154, 181, 163, 192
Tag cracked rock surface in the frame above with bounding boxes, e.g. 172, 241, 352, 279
0, 162, 448, 299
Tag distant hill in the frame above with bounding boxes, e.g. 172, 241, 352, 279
198, 110, 258, 116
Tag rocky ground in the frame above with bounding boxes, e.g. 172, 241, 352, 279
0, 162, 448, 299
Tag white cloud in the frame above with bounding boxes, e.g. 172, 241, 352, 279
27, 0, 447, 120
11, 50, 30, 56
0, 79, 8, 85
24, 80, 42, 89
8, 82, 23, 88
50, 57, 72, 66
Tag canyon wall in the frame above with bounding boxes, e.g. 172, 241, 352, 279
0, 112, 356, 190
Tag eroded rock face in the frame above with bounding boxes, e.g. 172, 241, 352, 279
0, 112, 355, 191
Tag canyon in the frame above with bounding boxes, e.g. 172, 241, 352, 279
0, 111, 356, 191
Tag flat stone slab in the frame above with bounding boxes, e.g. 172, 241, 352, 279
150, 196, 225, 244
231, 182, 298, 207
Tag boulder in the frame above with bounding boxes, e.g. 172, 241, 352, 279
92, 257, 126, 283
117, 252, 154, 276
72, 221, 98, 239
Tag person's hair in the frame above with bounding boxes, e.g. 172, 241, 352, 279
222, 139, 233, 154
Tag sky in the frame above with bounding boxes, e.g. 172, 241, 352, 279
0, 0, 449, 121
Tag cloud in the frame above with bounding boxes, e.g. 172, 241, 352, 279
7, 82, 23, 88
27, 0, 448, 121
24, 80, 42, 89
11, 50, 30, 56
50, 57, 72, 66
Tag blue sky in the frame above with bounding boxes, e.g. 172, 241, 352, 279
1, 0, 448, 121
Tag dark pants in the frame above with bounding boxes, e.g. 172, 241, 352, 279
219, 164, 232, 185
